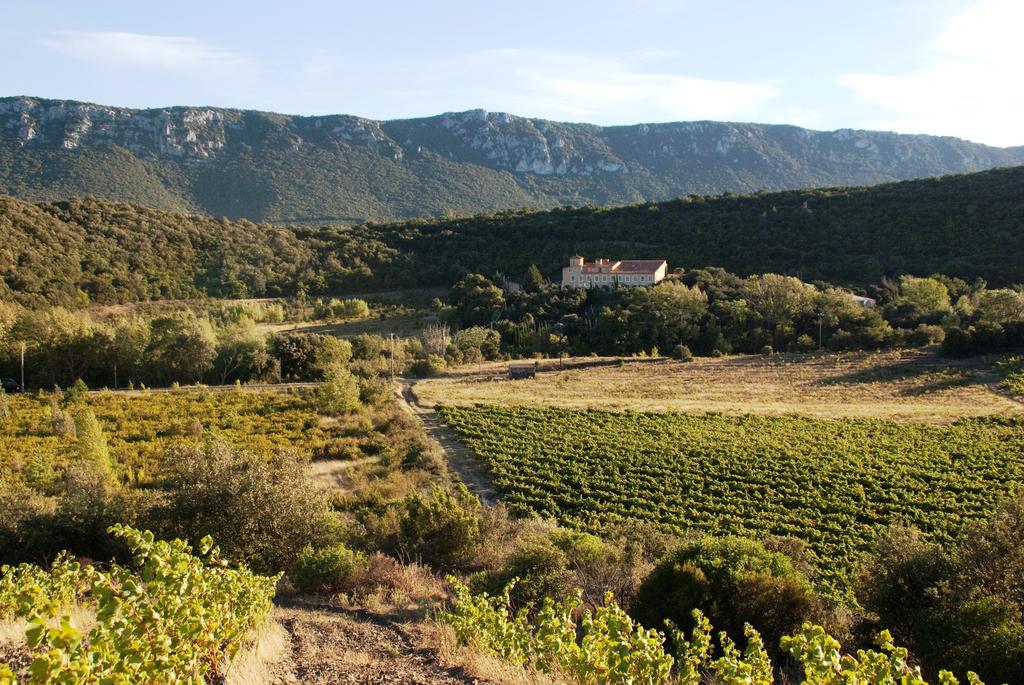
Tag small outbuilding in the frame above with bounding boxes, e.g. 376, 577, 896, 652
508, 361, 538, 379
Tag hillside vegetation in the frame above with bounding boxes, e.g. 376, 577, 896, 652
2, 165, 1024, 307
4, 96, 1024, 224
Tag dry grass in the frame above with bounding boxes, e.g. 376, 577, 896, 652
355, 553, 448, 615
0, 619, 26, 646
224, 620, 291, 685
417, 350, 1022, 424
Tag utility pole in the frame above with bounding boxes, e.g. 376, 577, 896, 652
389, 334, 395, 380
20, 341, 25, 391
817, 312, 824, 350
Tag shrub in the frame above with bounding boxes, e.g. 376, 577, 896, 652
474, 535, 575, 610
442, 578, 675, 684
409, 354, 447, 378
630, 536, 816, 658
64, 378, 89, 403
155, 441, 339, 573
671, 344, 694, 362
352, 333, 387, 360
1, 526, 278, 683
359, 375, 393, 406
793, 334, 817, 352
398, 484, 481, 569
856, 495, 1024, 683
909, 323, 946, 346
760, 344, 774, 356
316, 365, 361, 414
292, 543, 368, 594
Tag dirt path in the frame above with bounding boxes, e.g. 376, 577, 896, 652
396, 379, 498, 506
273, 604, 488, 685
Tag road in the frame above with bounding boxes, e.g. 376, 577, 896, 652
395, 379, 498, 506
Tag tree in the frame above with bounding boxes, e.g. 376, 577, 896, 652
74, 409, 113, 479
523, 264, 546, 293
634, 281, 708, 351
212, 316, 274, 385
744, 274, 817, 343
145, 315, 216, 386
316, 364, 361, 414
110, 317, 150, 388
449, 274, 506, 327
454, 326, 502, 360
422, 323, 451, 358
272, 333, 344, 381
974, 289, 1024, 325
899, 276, 951, 313
10, 307, 96, 387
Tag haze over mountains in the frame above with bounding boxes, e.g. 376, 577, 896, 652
2, 96, 1023, 224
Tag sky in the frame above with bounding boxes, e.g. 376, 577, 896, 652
2, 0, 1022, 146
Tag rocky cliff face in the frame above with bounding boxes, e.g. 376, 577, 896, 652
1, 96, 1022, 223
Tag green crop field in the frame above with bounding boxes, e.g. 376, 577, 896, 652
438, 404, 1024, 595
1, 388, 327, 485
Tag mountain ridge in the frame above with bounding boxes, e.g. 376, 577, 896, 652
3, 95, 1024, 224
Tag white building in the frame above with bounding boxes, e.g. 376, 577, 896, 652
561, 256, 668, 288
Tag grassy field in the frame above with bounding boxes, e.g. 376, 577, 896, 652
1, 388, 329, 485
260, 310, 436, 338
438, 403, 1024, 595
418, 350, 1023, 424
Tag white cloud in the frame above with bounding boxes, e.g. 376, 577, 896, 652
389, 48, 782, 124
41, 31, 248, 75
838, 0, 1024, 146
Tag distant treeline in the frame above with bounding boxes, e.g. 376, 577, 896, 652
1, 165, 1023, 308
442, 268, 1024, 359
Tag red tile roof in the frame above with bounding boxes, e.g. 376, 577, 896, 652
610, 260, 667, 273
577, 259, 666, 274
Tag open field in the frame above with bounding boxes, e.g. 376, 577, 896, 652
438, 403, 1024, 595
417, 350, 1024, 423
259, 310, 436, 338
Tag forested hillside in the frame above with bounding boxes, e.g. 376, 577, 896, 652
3, 96, 1024, 224
1, 165, 1023, 307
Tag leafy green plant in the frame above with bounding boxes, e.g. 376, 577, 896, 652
442, 579, 991, 685
781, 623, 983, 685
1, 526, 278, 684
442, 578, 672, 684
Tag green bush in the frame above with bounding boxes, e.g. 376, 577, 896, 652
316, 365, 361, 414
630, 536, 816, 657
409, 355, 447, 378
473, 536, 575, 610
0, 526, 278, 683
292, 543, 368, 594
671, 344, 694, 362
398, 484, 481, 569
156, 441, 339, 573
